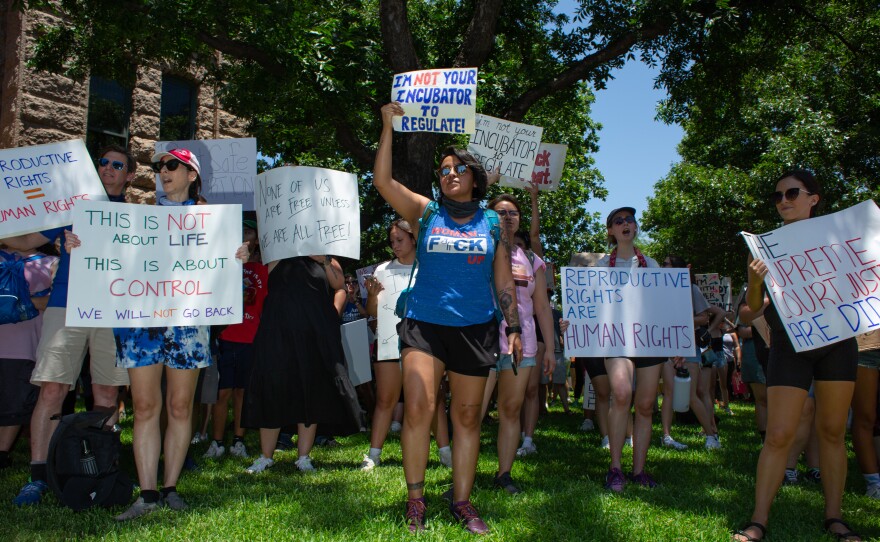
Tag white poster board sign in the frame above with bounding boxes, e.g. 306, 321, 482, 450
562, 266, 694, 357
154, 138, 257, 209
468, 114, 543, 182
695, 273, 732, 310
342, 319, 372, 386
391, 68, 477, 134
0, 139, 109, 237
66, 201, 243, 327
500, 142, 567, 191
254, 166, 360, 263
375, 266, 415, 361
741, 200, 880, 352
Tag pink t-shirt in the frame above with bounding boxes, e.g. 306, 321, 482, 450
499, 247, 545, 357
0, 251, 58, 361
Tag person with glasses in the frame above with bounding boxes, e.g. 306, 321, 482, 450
373, 102, 522, 534
734, 170, 860, 542
4, 145, 134, 507
341, 274, 368, 323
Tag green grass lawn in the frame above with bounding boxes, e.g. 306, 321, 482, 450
2, 400, 879, 541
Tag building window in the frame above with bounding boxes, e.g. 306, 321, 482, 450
86, 76, 131, 155
160, 75, 197, 141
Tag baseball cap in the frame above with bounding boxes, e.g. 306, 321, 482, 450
606, 207, 637, 227
151, 148, 201, 176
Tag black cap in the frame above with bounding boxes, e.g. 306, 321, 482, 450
606, 207, 637, 227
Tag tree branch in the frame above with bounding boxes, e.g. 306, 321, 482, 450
791, 5, 861, 58
454, 0, 504, 68
379, 0, 421, 72
195, 32, 286, 76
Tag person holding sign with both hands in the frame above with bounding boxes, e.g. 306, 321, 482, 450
374, 101, 522, 535
733, 170, 860, 542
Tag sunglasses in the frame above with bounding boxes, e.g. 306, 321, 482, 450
771, 187, 813, 204
437, 164, 468, 178
98, 158, 125, 171
151, 159, 190, 173
496, 209, 520, 217
345, 280, 357, 285
612, 216, 636, 226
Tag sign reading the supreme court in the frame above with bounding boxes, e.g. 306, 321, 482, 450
741, 200, 880, 353
562, 266, 695, 357
391, 68, 478, 134
468, 114, 543, 182
66, 201, 243, 327
0, 139, 109, 238
255, 166, 360, 263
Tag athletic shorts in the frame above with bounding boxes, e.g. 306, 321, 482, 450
766, 333, 857, 391
495, 354, 536, 372
0, 358, 39, 425
858, 349, 880, 370
217, 340, 253, 389
740, 339, 766, 384
541, 353, 570, 385
606, 356, 666, 370
398, 318, 498, 377
579, 357, 607, 379
32, 307, 129, 387
114, 326, 212, 370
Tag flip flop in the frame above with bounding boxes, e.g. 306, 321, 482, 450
824, 518, 861, 541
733, 521, 766, 542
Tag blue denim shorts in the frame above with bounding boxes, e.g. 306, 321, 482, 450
858, 350, 880, 370
114, 326, 212, 370
494, 354, 536, 372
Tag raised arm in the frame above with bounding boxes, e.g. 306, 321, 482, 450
1, 232, 51, 252
373, 102, 431, 226
526, 181, 544, 258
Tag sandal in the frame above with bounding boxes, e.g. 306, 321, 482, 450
732, 522, 766, 541
824, 518, 861, 541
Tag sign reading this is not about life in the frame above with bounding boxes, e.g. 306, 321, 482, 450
741, 199, 880, 352
66, 201, 243, 328
391, 68, 478, 134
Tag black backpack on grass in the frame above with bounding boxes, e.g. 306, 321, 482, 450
46, 411, 132, 511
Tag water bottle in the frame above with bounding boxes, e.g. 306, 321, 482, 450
672, 368, 691, 413
80, 439, 99, 476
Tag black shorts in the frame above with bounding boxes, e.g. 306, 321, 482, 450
579, 357, 607, 379
0, 358, 39, 425
606, 357, 667, 370
766, 333, 858, 391
217, 340, 253, 390
534, 316, 544, 344
398, 318, 498, 377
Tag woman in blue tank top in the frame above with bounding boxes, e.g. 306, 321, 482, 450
373, 101, 522, 535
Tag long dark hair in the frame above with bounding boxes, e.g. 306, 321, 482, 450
776, 169, 821, 217
438, 147, 488, 200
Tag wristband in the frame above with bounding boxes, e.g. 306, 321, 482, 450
505, 326, 522, 337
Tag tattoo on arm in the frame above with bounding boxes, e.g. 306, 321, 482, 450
499, 286, 520, 328
500, 227, 513, 255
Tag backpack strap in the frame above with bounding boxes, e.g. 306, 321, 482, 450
483, 208, 504, 323
397, 201, 439, 314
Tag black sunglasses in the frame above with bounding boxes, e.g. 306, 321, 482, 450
612, 216, 636, 226
770, 187, 813, 205
437, 164, 468, 178
496, 209, 520, 217
98, 158, 126, 171
151, 159, 190, 173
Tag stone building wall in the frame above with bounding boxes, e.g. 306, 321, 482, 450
0, 4, 250, 203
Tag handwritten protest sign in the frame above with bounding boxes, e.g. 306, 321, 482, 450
342, 319, 372, 386
562, 266, 694, 357
500, 143, 567, 191
375, 266, 415, 360
695, 273, 733, 311
155, 138, 257, 209
356, 264, 379, 299
66, 201, 243, 327
468, 114, 543, 182
741, 200, 880, 352
391, 68, 477, 134
255, 166, 360, 262
0, 139, 109, 238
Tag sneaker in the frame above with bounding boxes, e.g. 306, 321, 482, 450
360, 454, 379, 471
867, 483, 880, 499
783, 468, 799, 485
805, 468, 821, 484
115, 496, 161, 521
450, 500, 489, 535
515, 441, 537, 457
190, 432, 208, 445
439, 447, 453, 468
600, 435, 610, 449
315, 436, 339, 447
704, 435, 722, 450
405, 497, 427, 532
245, 456, 275, 474
630, 471, 659, 488
579, 419, 595, 431
662, 434, 688, 451
390, 421, 402, 433
203, 441, 225, 459
182, 455, 200, 472
229, 441, 249, 458
604, 468, 626, 493
275, 433, 294, 452
13, 480, 48, 506
493, 472, 521, 495
163, 490, 188, 511
624, 436, 633, 448
295, 456, 316, 472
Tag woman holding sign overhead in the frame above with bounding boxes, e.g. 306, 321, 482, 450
734, 170, 860, 542
374, 102, 521, 535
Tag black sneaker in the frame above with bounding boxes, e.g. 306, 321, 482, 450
493, 472, 522, 494
804, 468, 821, 483
275, 433, 295, 452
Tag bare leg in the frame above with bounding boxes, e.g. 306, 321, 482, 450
0, 426, 20, 452
592, 375, 610, 438
661, 361, 675, 437
632, 363, 662, 474
521, 352, 541, 438
480, 369, 499, 421
605, 357, 634, 471
813, 381, 856, 526
750, 383, 768, 434
128, 364, 165, 491
686, 363, 716, 435
370, 362, 403, 449
433, 377, 450, 448
448, 371, 488, 502
851, 367, 879, 477
786, 397, 814, 470
259, 428, 280, 459
401, 349, 444, 499
162, 367, 200, 488
211, 388, 232, 441
28, 381, 69, 463
496, 367, 531, 474
297, 423, 317, 458
698, 367, 717, 434
232, 388, 245, 438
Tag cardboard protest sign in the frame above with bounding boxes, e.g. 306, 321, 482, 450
391, 68, 477, 134
66, 201, 243, 327
741, 200, 880, 352
375, 266, 415, 361
500, 142, 567, 191
0, 139, 109, 238
255, 166, 360, 262
695, 273, 733, 310
342, 319, 372, 386
468, 114, 543, 182
562, 266, 695, 357
154, 138, 257, 209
